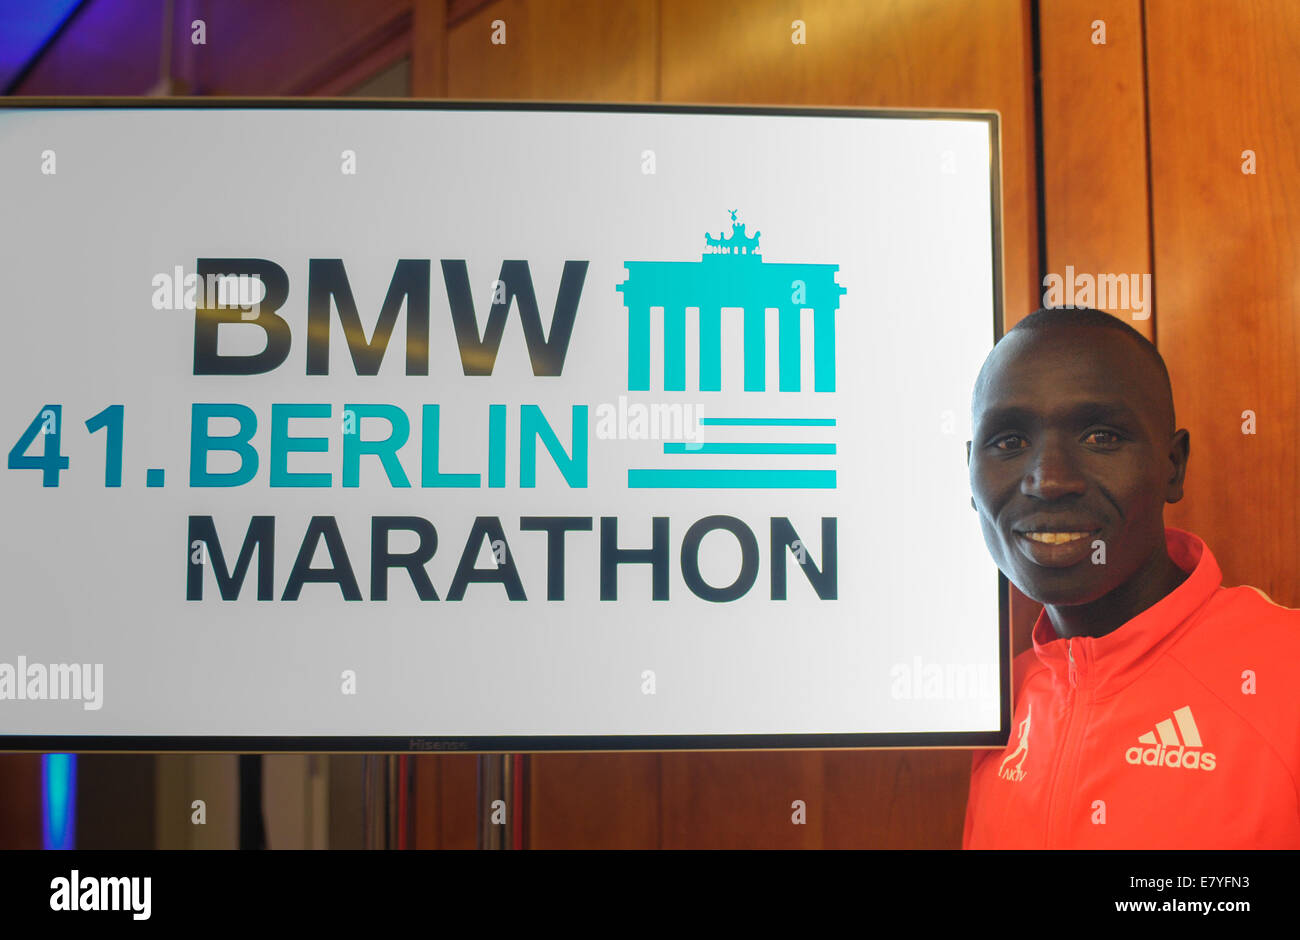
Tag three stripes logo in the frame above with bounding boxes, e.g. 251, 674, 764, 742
1124, 705, 1217, 771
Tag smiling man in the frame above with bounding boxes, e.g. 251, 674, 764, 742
962, 306, 1300, 849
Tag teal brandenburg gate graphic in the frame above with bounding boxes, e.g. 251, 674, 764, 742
616, 211, 847, 393
616, 212, 846, 489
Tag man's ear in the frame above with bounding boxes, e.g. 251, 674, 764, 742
1167, 428, 1190, 503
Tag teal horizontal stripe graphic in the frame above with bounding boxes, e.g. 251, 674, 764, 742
700, 417, 836, 426
628, 469, 837, 488
663, 442, 836, 454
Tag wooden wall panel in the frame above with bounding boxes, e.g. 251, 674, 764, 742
823, 748, 972, 848
412, 0, 450, 97
1145, 0, 1300, 606
447, 0, 657, 100
73, 755, 155, 848
411, 753, 479, 848
527, 753, 661, 848
155, 755, 239, 849
1040, 0, 1151, 327
662, 751, 823, 849
328, 755, 365, 849
0, 755, 42, 849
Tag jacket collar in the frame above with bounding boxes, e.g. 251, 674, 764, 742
1030, 527, 1222, 697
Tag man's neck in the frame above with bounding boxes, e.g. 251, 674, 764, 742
1043, 540, 1190, 640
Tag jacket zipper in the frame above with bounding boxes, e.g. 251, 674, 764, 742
1044, 639, 1079, 848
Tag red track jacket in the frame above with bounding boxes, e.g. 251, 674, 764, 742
964, 527, 1300, 848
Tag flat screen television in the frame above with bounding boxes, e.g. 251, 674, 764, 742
0, 100, 1008, 751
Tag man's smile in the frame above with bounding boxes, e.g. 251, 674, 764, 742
1019, 531, 1093, 544
1011, 522, 1103, 568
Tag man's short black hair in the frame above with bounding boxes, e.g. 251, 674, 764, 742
987, 306, 1177, 434
1010, 306, 1160, 357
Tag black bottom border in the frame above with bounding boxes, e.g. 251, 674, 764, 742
0, 848, 1280, 925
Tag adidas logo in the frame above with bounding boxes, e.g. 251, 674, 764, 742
1124, 706, 1217, 771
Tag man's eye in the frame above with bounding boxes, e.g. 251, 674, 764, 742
1084, 430, 1122, 445
992, 434, 1026, 451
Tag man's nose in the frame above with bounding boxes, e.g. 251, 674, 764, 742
1020, 435, 1087, 499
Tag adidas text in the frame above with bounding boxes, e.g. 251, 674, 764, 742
1124, 745, 1217, 771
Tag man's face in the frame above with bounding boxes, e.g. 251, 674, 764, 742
967, 326, 1188, 606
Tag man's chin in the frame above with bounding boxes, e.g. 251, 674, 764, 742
1009, 572, 1112, 608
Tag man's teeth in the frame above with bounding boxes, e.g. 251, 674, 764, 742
1023, 531, 1091, 544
